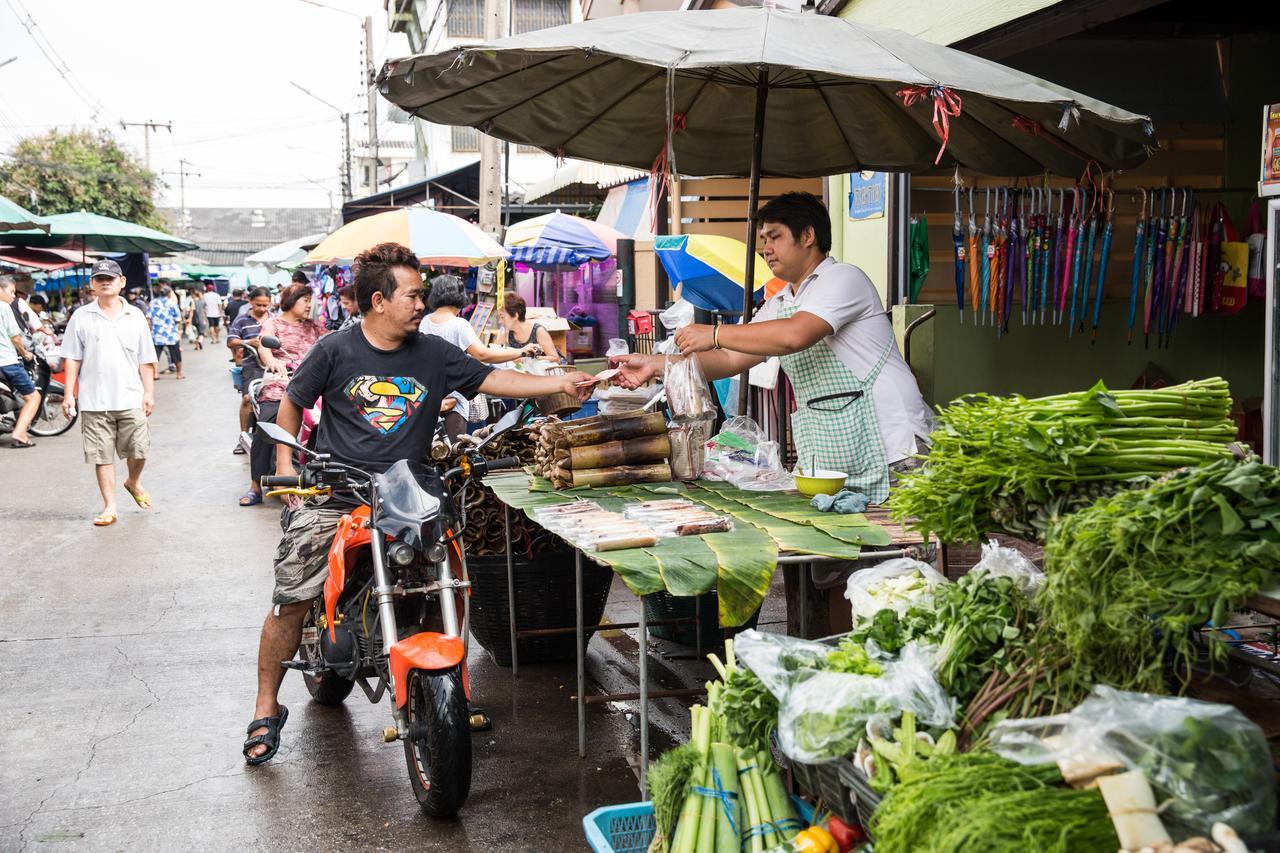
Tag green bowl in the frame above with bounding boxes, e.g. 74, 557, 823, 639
795, 470, 847, 497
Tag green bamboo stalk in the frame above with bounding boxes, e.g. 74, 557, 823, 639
674, 707, 712, 853
757, 751, 798, 843
710, 743, 742, 853
695, 760, 718, 853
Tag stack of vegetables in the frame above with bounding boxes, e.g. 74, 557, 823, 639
648, 640, 806, 853
530, 412, 672, 489
890, 378, 1238, 542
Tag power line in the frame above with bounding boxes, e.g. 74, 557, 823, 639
4, 0, 110, 123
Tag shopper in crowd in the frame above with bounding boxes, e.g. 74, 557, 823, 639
498, 293, 561, 363
224, 288, 247, 328
337, 284, 360, 330
59, 259, 158, 527
26, 293, 53, 332
227, 287, 274, 457
238, 282, 326, 507
0, 275, 40, 449
147, 284, 184, 379
201, 285, 224, 344
185, 285, 208, 348
420, 275, 541, 441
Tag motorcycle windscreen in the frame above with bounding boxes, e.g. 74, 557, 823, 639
373, 459, 442, 549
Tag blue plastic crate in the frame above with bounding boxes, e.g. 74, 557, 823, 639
566, 399, 599, 421
583, 795, 815, 853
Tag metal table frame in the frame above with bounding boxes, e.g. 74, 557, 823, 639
500, 505, 931, 791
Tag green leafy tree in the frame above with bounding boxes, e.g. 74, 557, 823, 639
0, 128, 167, 230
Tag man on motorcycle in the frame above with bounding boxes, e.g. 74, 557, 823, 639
227, 288, 273, 455
0, 276, 40, 448
244, 241, 595, 764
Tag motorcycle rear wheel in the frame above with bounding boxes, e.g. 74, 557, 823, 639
29, 392, 76, 437
299, 606, 355, 706
403, 666, 472, 818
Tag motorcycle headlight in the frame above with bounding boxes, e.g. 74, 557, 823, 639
388, 541, 415, 566
426, 542, 448, 565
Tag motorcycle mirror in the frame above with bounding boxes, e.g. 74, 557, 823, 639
259, 335, 283, 350
258, 421, 307, 454
476, 400, 534, 451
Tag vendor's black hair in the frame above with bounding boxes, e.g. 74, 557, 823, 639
428, 275, 468, 311
290, 270, 309, 285
247, 286, 271, 301
755, 191, 831, 253
353, 242, 420, 313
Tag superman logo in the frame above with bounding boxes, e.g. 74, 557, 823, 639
344, 375, 427, 435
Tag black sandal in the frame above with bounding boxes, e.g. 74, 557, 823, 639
468, 706, 492, 732
243, 705, 289, 765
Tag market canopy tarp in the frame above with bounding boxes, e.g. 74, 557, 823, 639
1, 210, 198, 254
0, 195, 49, 234
655, 234, 784, 313
245, 232, 328, 270
0, 245, 79, 271
378, 5, 1154, 179
304, 208, 508, 267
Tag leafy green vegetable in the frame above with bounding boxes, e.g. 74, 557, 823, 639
890, 378, 1237, 542
717, 664, 776, 757
825, 635, 884, 675
647, 744, 699, 850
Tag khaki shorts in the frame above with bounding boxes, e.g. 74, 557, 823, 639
81, 409, 151, 465
273, 501, 349, 606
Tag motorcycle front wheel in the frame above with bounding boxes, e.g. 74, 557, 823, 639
403, 666, 472, 818
29, 392, 76, 437
299, 605, 355, 706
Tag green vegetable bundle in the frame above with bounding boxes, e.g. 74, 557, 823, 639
890, 378, 1237, 543
869, 753, 1118, 853
1042, 457, 1280, 692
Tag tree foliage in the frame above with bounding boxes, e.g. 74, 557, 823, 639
0, 128, 167, 230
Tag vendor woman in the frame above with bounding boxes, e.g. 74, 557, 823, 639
611, 192, 934, 504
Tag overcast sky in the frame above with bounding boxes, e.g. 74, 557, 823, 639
0, 0, 412, 211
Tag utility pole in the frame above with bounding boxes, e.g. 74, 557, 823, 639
363, 15, 380, 194
161, 159, 201, 233
291, 81, 353, 202
478, 0, 507, 238
120, 119, 172, 171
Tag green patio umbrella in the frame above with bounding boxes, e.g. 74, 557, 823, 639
0, 194, 49, 233
2, 210, 197, 254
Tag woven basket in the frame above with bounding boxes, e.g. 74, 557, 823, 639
535, 366, 582, 417
643, 589, 761, 647
467, 549, 613, 666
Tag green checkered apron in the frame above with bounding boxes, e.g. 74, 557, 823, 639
777, 305, 892, 504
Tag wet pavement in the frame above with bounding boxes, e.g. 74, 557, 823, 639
0, 343, 779, 852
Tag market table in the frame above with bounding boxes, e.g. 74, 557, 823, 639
482, 471, 935, 789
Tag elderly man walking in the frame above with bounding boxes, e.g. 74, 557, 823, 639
60, 259, 159, 527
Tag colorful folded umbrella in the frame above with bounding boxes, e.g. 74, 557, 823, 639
654, 234, 783, 313
304, 208, 508, 267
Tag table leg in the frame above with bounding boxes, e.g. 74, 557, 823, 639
505, 506, 518, 677
638, 593, 649, 793
799, 562, 810, 639
576, 549, 586, 759
694, 592, 703, 660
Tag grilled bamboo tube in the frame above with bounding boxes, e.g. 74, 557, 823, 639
558, 412, 667, 447
551, 462, 672, 489
566, 434, 671, 470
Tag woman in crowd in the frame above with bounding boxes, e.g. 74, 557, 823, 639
499, 293, 561, 364
239, 282, 326, 506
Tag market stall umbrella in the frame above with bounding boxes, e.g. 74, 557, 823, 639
379, 4, 1153, 404
505, 211, 624, 271
304, 208, 508, 267
0, 245, 79, 271
245, 232, 328, 270
0, 195, 49, 234
655, 234, 783, 313
1, 210, 197, 254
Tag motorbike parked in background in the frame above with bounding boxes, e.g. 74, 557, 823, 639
257, 402, 533, 817
0, 339, 76, 439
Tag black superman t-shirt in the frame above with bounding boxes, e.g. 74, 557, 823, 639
287, 324, 493, 473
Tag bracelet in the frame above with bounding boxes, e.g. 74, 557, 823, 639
713, 325, 722, 349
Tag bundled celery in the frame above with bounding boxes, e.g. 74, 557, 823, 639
654, 640, 802, 853
890, 378, 1237, 543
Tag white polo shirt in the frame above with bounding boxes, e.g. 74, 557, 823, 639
60, 300, 158, 412
752, 258, 935, 463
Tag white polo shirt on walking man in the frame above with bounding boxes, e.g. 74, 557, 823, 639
60, 301, 158, 410
751, 257, 934, 464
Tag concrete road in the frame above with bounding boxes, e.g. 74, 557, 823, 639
0, 343, 651, 852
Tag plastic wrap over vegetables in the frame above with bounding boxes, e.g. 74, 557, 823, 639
969, 539, 1044, 598
844, 558, 949, 622
734, 629, 955, 765
701, 416, 794, 491
990, 685, 1276, 838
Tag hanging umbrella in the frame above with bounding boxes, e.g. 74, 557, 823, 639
2, 211, 197, 254
245, 232, 329, 270
654, 234, 782, 313
304, 208, 508, 267
505, 211, 622, 258
0, 195, 49, 234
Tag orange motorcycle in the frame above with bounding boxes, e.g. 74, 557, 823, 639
258, 408, 527, 817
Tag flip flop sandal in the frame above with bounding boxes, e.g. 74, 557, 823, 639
10, 438, 35, 448
93, 513, 117, 527
239, 490, 263, 507
468, 707, 493, 732
125, 487, 152, 510
243, 705, 289, 766
233, 445, 247, 455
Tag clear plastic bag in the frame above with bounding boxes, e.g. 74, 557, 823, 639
735, 630, 956, 765
701, 416, 795, 491
844, 558, 949, 622
664, 353, 716, 421
971, 539, 1044, 598
990, 685, 1276, 838
606, 337, 629, 357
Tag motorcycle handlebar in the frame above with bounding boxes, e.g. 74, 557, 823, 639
260, 474, 302, 490
484, 456, 521, 473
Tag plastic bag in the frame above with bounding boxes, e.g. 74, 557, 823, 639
735, 630, 956, 765
970, 539, 1044, 598
844, 558, 948, 622
701, 416, 795, 491
606, 337, 629, 357
990, 685, 1276, 838
664, 353, 716, 421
